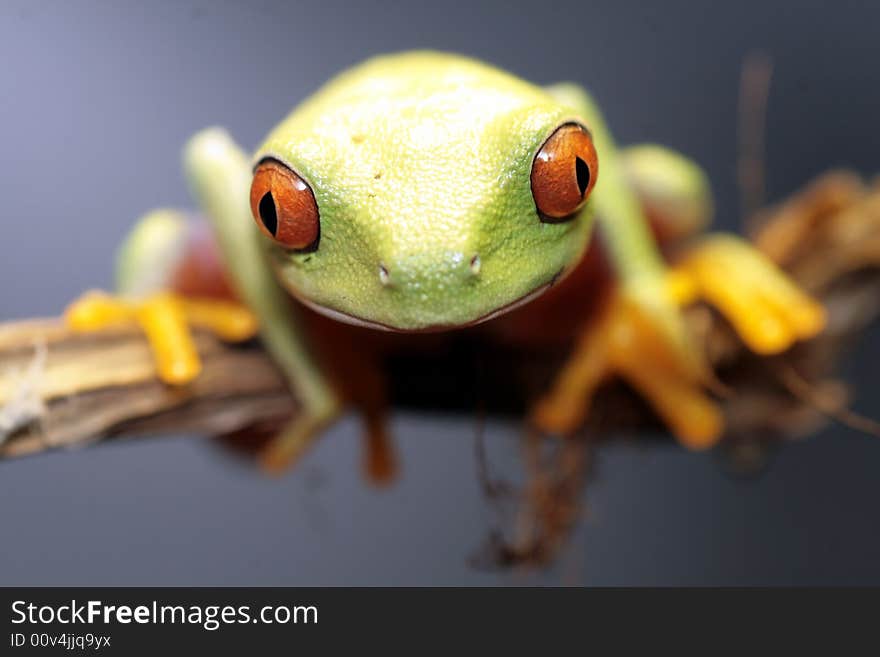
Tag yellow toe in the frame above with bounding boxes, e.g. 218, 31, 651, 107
534, 286, 724, 448
136, 293, 202, 385
183, 298, 259, 342
676, 235, 826, 354
65, 291, 134, 331
620, 359, 724, 449
65, 290, 260, 387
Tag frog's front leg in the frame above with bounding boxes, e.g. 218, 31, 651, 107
68, 129, 342, 471
531, 83, 719, 445
531, 280, 725, 447
182, 128, 341, 471
532, 83, 825, 447
531, 202, 825, 448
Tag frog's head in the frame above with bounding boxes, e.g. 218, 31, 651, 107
248, 56, 598, 332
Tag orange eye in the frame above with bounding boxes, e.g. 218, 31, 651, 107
530, 123, 598, 222
250, 159, 320, 250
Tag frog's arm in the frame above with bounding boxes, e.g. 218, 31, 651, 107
544, 82, 710, 391
533, 83, 825, 447
66, 130, 344, 472
183, 128, 341, 468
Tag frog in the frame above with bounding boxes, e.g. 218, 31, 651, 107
65, 51, 825, 478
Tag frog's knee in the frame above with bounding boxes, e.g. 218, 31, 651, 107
620, 144, 713, 241
115, 209, 190, 297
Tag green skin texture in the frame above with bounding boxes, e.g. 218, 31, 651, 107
120, 51, 710, 430
259, 53, 594, 330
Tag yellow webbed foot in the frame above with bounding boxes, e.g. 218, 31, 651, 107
65, 290, 258, 385
531, 285, 724, 450
670, 235, 826, 354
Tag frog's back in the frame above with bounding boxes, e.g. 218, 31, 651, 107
286, 51, 548, 133
261, 51, 564, 172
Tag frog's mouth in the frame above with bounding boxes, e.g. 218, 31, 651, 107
291, 267, 565, 333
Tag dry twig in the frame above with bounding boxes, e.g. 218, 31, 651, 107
1, 171, 879, 567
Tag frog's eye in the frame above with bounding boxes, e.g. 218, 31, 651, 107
530, 123, 598, 222
250, 159, 320, 250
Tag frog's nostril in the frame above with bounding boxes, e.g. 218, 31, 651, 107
378, 264, 391, 286
469, 254, 481, 276
380, 251, 478, 290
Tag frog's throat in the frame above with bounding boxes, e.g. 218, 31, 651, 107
290, 268, 565, 333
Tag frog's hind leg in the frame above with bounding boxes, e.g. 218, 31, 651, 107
65, 210, 259, 385
259, 353, 395, 483
353, 364, 396, 485
300, 314, 398, 485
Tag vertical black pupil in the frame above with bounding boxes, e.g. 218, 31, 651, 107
575, 157, 590, 197
259, 191, 278, 236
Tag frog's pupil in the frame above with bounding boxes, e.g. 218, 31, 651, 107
575, 157, 590, 197
259, 191, 278, 236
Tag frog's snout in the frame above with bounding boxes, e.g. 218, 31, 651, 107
377, 250, 481, 291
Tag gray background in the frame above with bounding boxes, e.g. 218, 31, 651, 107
1, 0, 879, 585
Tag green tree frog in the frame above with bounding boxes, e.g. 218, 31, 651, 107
66, 52, 825, 477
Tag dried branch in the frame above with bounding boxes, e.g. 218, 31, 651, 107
2, 169, 879, 569
1, 171, 879, 563
2, 170, 880, 464
0, 322, 294, 459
